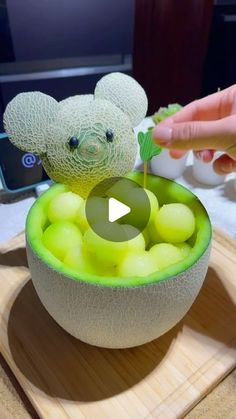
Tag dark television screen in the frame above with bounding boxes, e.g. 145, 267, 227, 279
0, 0, 134, 130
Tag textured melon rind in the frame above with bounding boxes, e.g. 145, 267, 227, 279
3, 91, 58, 154
26, 238, 211, 348
26, 174, 212, 287
94, 72, 148, 127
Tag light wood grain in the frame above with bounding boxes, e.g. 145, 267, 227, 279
0, 229, 235, 419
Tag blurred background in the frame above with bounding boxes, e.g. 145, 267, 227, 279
0, 0, 134, 131
1, 0, 236, 131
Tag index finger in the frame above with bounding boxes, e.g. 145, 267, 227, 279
170, 85, 236, 123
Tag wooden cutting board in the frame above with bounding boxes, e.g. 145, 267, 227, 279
0, 230, 235, 419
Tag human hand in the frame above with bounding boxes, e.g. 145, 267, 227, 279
152, 85, 236, 174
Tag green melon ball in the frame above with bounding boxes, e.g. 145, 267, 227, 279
71, 246, 117, 277
76, 197, 108, 233
144, 189, 159, 224
84, 196, 108, 225
47, 192, 83, 223
42, 221, 82, 261
99, 266, 117, 277
83, 223, 128, 265
136, 190, 159, 246
119, 187, 158, 231
64, 243, 95, 274
145, 221, 163, 245
122, 225, 146, 252
142, 226, 151, 248
117, 251, 158, 278
106, 178, 137, 202
149, 243, 183, 270
175, 242, 192, 258
93, 259, 117, 277
76, 200, 89, 233
155, 203, 195, 243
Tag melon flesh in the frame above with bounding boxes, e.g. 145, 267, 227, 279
40, 188, 196, 278
155, 203, 195, 243
42, 221, 82, 261
26, 171, 212, 285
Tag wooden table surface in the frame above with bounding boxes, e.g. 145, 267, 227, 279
0, 230, 235, 418
1, 354, 235, 419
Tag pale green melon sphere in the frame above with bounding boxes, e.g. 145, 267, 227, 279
122, 225, 146, 252
145, 221, 163, 245
155, 203, 195, 243
98, 265, 117, 277
83, 223, 128, 265
84, 196, 108, 225
118, 251, 158, 278
76, 196, 108, 233
76, 201, 89, 233
42, 221, 82, 261
175, 242, 192, 258
93, 258, 117, 277
144, 189, 159, 224
47, 192, 83, 223
149, 243, 183, 270
142, 226, 151, 247
64, 243, 95, 274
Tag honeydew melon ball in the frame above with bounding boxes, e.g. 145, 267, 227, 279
64, 243, 95, 274
176, 242, 192, 258
144, 189, 159, 224
99, 266, 117, 277
93, 258, 117, 277
149, 243, 183, 270
118, 187, 157, 232
106, 178, 137, 202
72, 246, 117, 277
117, 251, 158, 278
83, 223, 128, 265
155, 203, 195, 243
122, 225, 146, 252
76, 200, 89, 233
145, 221, 163, 245
142, 226, 151, 248
47, 192, 83, 223
76, 197, 108, 233
84, 196, 108, 225
42, 221, 82, 261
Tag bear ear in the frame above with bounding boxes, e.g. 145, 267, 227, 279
3, 92, 58, 154
94, 72, 148, 127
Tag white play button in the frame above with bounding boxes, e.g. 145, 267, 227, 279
108, 197, 131, 223
85, 177, 151, 241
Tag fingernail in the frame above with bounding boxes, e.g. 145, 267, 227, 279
153, 125, 172, 144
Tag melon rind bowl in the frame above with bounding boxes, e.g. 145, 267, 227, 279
26, 172, 212, 349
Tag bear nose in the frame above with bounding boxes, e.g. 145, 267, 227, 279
87, 144, 98, 154
79, 139, 102, 161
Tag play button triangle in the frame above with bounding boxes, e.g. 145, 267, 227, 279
108, 197, 131, 223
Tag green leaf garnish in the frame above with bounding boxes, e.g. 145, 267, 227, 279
138, 130, 162, 162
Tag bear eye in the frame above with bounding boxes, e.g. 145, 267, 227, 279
105, 129, 114, 142
68, 136, 79, 150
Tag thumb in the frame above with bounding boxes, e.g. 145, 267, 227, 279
153, 115, 236, 159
